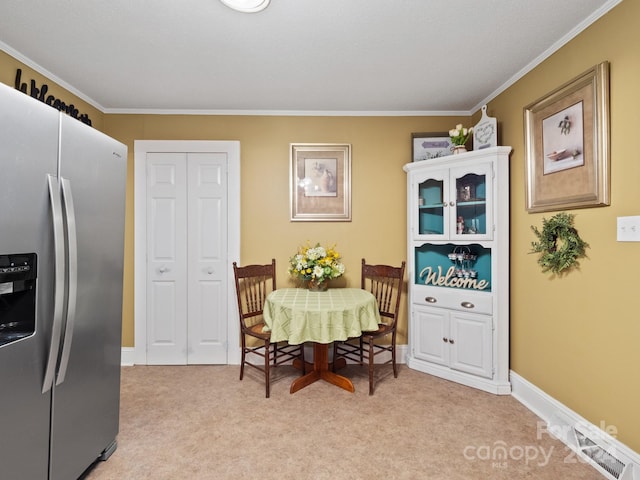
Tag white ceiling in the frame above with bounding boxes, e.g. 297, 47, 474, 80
0, 0, 620, 115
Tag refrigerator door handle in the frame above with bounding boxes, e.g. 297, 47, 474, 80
42, 174, 66, 394
55, 177, 78, 385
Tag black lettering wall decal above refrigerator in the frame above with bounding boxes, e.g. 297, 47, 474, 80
14, 69, 92, 126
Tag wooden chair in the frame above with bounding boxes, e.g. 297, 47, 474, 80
233, 259, 304, 398
333, 258, 406, 395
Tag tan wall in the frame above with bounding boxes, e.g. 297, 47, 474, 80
102, 114, 468, 349
485, 0, 639, 452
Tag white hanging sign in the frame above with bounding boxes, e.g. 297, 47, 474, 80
473, 105, 497, 150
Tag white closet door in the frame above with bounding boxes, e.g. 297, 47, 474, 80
186, 153, 228, 364
146, 153, 188, 364
145, 151, 229, 365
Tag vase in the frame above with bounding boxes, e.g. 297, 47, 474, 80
453, 145, 467, 155
308, 279, 328, 292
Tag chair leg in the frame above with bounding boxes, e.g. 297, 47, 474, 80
240, 335, 246, 380
265, 341, 271, 398
359, 336, 364, 365
368, 337, 375, 396
300, 344, 306, 375
392, 332, 398, 378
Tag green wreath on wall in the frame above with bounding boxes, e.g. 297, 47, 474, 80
530, 212, 589, 274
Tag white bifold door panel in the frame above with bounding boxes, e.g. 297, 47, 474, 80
146, 152, 227, 364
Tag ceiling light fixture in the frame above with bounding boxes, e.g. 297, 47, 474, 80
219, 0, 270, 13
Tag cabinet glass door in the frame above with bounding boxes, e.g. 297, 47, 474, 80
451, 163, 492, 240
416, 170, 449, 238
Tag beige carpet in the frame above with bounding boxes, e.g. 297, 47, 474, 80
82, 364, 603, 480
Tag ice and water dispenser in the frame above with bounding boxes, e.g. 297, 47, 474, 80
0, 253, 37, 347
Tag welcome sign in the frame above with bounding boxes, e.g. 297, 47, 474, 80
419, 265, 489, 290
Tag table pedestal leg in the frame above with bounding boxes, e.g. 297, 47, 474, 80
292, 347, 347, 373
290, 343, 355, 394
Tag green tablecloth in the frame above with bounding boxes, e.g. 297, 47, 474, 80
263, 288, 380, 345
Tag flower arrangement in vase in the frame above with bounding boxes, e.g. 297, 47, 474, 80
288, 242, 345, 291
449, 123, 473, 154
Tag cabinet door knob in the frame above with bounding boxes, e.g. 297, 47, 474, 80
159, 266, 169, 273
425, 296, 437, 303
449, 338, 455, 344
443, 337, 448, 343
449, 201, 455, 207
461, 301, 475, 309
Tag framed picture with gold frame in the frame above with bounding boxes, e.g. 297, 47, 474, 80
290, 143, 351, 221
524, 61, 610, 213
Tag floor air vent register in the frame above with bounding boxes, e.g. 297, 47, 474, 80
573, 427, 632, 480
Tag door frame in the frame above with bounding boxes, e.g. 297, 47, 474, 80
133, 140, 241, 365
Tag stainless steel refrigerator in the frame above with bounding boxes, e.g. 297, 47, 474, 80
0, 82, 127, 479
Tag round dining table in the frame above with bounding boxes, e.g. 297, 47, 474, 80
262, 287, 380, 393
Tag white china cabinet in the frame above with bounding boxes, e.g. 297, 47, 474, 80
403, 146, 512, 394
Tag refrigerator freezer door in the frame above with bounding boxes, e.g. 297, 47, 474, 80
49, 114, 127, 480
0, 84, 59, 479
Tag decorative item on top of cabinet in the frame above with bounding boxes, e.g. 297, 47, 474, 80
473, 105, 497, 150
403, 146, 512, 395
452, 145, 467, 155
448, 123, 473, 154
411, 132, 453, 162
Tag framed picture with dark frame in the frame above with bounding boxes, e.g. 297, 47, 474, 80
412, 132, 453, 162
290, 143, 351, 222
524, 61, 610, 213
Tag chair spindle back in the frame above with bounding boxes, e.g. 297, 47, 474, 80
233, 259, 276, 329
361, 258, 406, 326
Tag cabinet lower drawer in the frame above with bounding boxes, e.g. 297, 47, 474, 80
412, 285, 493, 315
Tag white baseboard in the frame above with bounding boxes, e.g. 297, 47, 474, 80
121, 347, 135, 366
510, 370, 639, 480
